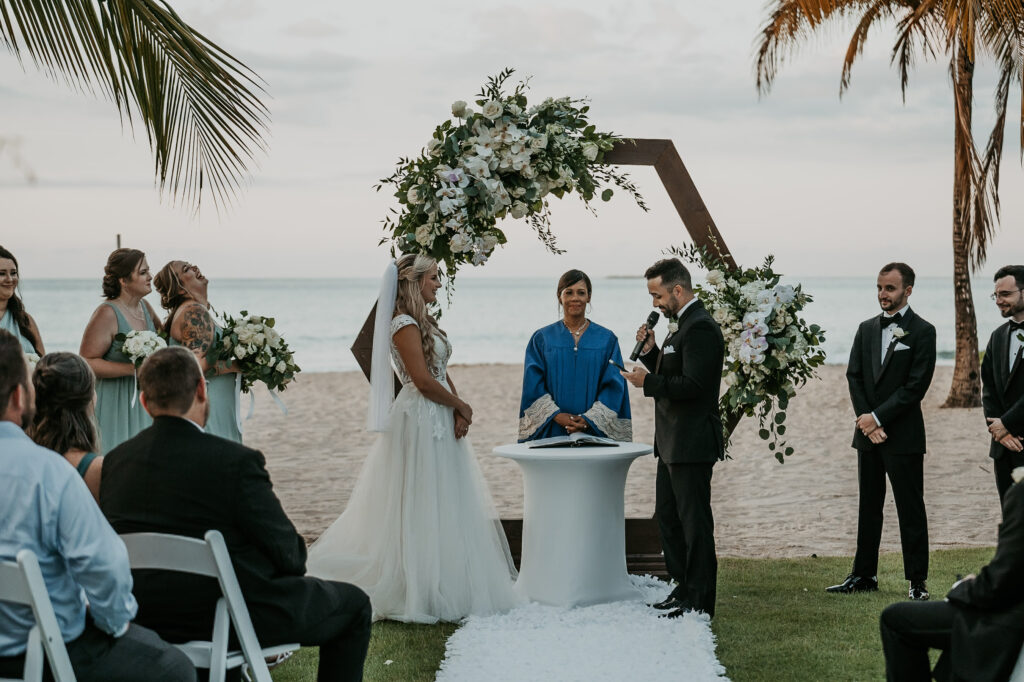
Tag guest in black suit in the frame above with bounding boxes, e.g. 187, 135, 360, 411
828, 262, 936, 601
982, 265, 1024, 506
100, 347, 371, 682
880, 475, 1024, 682
623, 258, 724, 618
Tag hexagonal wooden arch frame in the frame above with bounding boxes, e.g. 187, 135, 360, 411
350, 138, 736, 381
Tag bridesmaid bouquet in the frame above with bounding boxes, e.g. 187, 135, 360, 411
115, 330, 167, 368
216, 311, 300, 393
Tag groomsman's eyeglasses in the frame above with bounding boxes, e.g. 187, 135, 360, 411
991, 288, 1024, 301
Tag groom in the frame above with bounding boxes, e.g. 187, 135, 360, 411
623, 257, 724, 618
829, 262, 936, 601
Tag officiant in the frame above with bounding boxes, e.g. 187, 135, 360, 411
518, 269, 631, 443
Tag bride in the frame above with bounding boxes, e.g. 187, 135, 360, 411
306, 254, 522, 622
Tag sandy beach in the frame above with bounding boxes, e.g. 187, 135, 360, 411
244, 364, 1001, 559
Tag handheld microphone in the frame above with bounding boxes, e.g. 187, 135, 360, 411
629, 311, 660, 361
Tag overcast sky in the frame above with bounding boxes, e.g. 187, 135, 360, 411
2, 0, 1023, 281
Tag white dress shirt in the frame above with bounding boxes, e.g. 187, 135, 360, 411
873, 303, 910, 427
1009, 321, 1024, 371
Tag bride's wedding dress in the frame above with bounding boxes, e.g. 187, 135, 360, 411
306, 314, 522, 623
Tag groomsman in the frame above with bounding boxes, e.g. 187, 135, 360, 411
623, 258, 724, 618
982, 265, 1024, 507
828, 263, 936, 601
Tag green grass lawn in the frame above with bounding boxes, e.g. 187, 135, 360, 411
271, 548, 996, 681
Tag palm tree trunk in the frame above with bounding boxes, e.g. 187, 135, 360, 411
943, 42, 982, 408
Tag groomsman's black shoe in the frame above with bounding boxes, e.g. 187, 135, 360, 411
909, 581, 929, 601
661, 606, 702, 620
825, 574, 878, 594
649, 596, 687, 611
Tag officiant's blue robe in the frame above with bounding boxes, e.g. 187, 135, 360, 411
518, 321, 632, 442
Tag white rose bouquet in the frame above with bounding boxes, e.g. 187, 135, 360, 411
377, 68, 648, 283
673, 243, 826, 462
25, 352, 40, 370
216, 311, 300, 393
114, 330, 167, 368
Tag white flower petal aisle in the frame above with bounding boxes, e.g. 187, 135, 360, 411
436, 575, 729, 681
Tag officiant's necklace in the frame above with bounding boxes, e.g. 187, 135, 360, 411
564, 318, 589, 351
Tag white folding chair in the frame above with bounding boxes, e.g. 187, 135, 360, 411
0, 550, 76, 682
1010, 641, 1024, 682
119, 531, 298, 682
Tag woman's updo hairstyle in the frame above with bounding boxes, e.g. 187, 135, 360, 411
29, 352, 98, 455
102, 248, 145, 300
153, 261, 191, 312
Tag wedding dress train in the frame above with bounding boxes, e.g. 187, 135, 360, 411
306, 314, 522, 623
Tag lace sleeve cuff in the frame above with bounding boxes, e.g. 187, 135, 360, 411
519, 394, 559, 440
583, 402, 632, 442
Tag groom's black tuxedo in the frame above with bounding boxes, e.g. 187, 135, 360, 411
640, 298, 724, 616
881, 480, 1024, 682
847, 307, 936, 582
100, 416, 371, 681
982, 321, 1024, 503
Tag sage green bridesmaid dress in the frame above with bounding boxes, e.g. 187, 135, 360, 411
94, 303, 155, 454
169, 327, 242, 443
0, 310, 37, 354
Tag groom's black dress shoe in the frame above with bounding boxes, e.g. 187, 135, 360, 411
825, 574, 878, 594
909, 581, 929, 601
649, 596, 686, 611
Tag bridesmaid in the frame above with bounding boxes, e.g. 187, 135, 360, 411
80, 248, 162, 454
153, 260, 242, 442
0, 245, 44, 355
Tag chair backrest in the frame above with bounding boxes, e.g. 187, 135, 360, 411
0, 551, 76, 682
119, 531, 273, 682
1010, 641, 1024, 682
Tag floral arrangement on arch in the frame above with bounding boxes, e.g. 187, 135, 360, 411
673, 244, 826, 462
376, 68, 647, 278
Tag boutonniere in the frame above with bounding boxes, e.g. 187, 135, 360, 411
1016, 332, 1023, 344
667, 317, 679, 334
891, 325, 908, 340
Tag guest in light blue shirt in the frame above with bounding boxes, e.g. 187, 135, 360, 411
0, 330, 194, 681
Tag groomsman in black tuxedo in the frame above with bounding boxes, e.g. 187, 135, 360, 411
982, 265, 1024, 507
101, 347, 372, 682
828, 262, 936, 601
623, 258, 724, 618
880, 476, 1024, 682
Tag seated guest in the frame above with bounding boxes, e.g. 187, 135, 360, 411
0, 330, 194, 682
101, 346, 371, 681
519, 269, 632, 441
880, 472, 1024, 681
29, 352, 103, 502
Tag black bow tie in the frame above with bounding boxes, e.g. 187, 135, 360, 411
880, 314, 902, 328
1010, 320, 1024, 332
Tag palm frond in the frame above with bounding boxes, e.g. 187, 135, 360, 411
0, 0, 269, 213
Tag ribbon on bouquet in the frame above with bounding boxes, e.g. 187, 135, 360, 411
130, 369, 140, 408
233, 374, 289, 434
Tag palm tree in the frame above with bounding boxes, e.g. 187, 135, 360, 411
1, 0, 268, 211
756, 0, 1024, 407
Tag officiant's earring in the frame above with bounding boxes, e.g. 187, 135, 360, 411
587, 303, 593, 314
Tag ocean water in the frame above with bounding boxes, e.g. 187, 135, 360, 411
17, 276, 1006, 373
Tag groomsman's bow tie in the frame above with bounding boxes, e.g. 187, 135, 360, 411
879, 314, 902, 328
1009, 320, 1024, 332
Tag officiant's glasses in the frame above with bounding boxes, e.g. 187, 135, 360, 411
991, 288, 1024, 301
987, 284, 1019, 299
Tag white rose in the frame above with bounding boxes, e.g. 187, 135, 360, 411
712, 307, 730, 325
481, 234, 499, 251
451, 100, 468, 117
276, 361, 287, 373
510, 201, 529, 219
530, 133, 548, 149
426, 138, 443, 157
406, 187, 422, 205
481, 100, 503, 120
706, 269, 724, 286
581, 142, 599, 161
415, 224, 433, 246
234, 345, 247, 359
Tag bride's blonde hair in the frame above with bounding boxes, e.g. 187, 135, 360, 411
395, 253, 444, 368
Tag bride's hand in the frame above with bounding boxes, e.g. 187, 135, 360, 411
456, 400, 473, 424
454, 413, 470, 440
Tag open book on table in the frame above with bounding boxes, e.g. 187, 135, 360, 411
527, 433, 621, 448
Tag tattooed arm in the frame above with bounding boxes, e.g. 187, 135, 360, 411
174, 302, 235, 375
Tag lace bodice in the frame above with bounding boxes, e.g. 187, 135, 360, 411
391, 314, 451, 385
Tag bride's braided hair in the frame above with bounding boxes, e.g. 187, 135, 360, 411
394, 254, 444, 370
